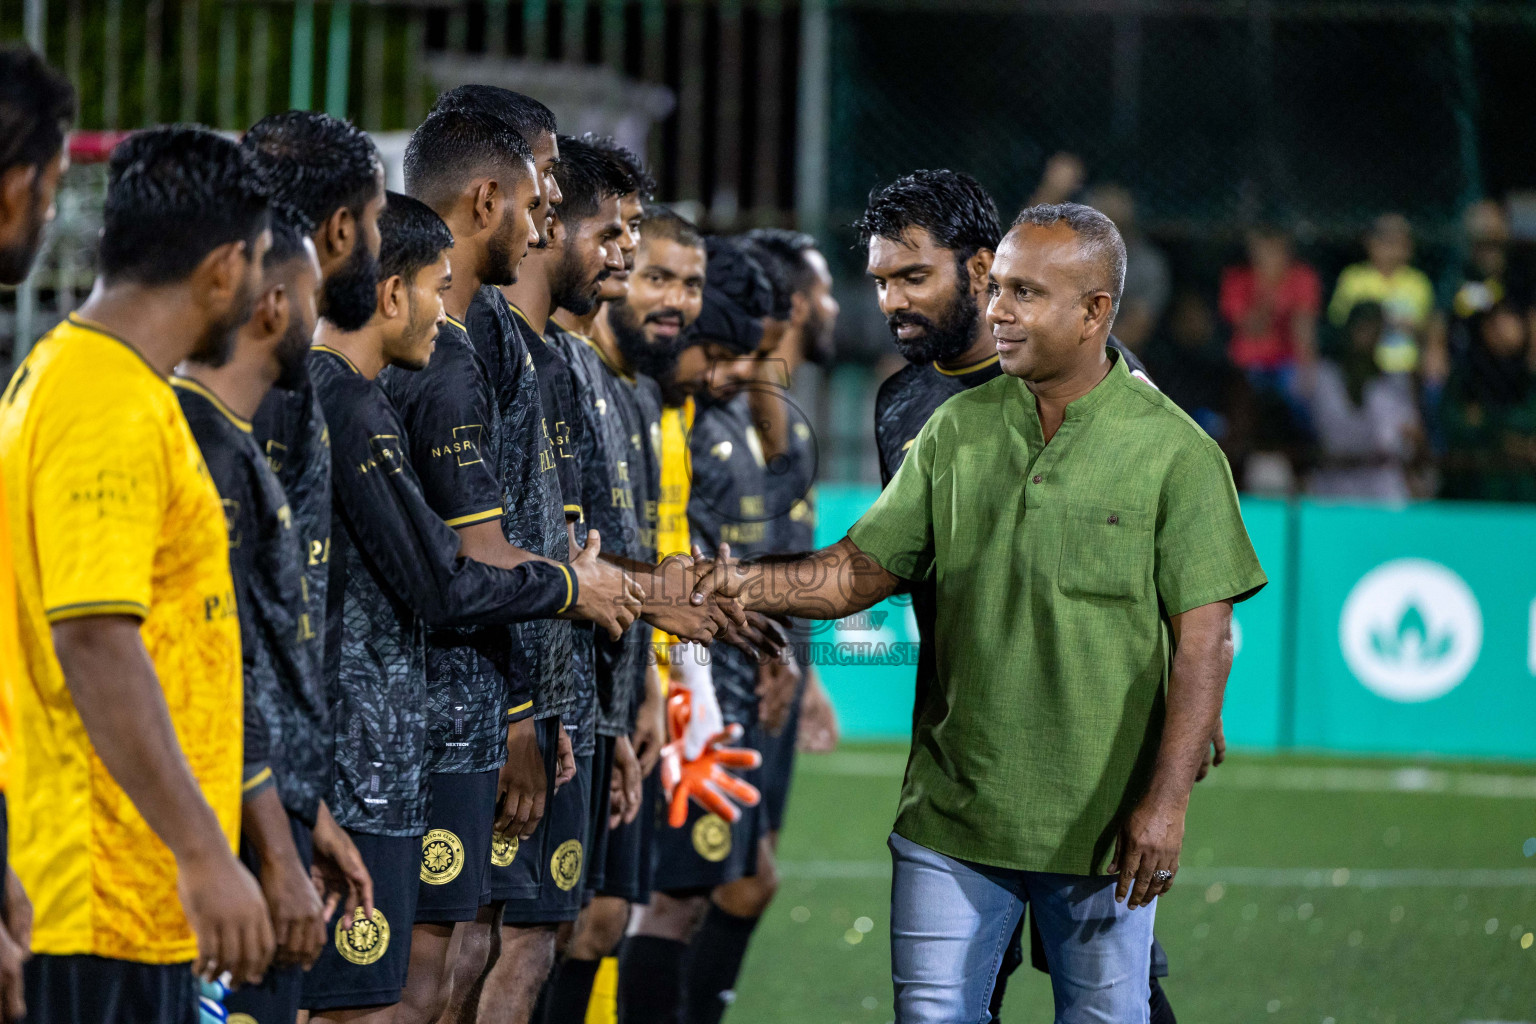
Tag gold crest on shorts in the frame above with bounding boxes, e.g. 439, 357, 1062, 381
551, 839, 584, 891
492, 830, 519, 867
335, 907, 390, 966
421, 828, 466, 885
692, 813, 732, 863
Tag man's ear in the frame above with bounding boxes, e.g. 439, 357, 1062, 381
1082, 292, 1115, 339
195, 240, 249, 310
379, 274, 406, 320
789, 291, 810, 329
474, 178, 501, 232
967, 249, 995, 295
265, 283, 291, 344
0, 165, 37, 244
320, 205, 355, 265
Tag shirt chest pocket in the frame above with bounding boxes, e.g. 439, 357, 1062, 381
1056, 503, 1153, 602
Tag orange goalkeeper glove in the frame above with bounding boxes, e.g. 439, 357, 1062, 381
659, 689, 762, 828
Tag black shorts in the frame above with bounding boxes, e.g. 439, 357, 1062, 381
301, 830, 421, 1012
651, 724, 766, 895
496, 734, 593, 925
417, 769, 498, 924
226, 812, 314, 1024
584, 735, 618, 896
759, 694, 802, 833
488, 716, 559, 903
23, 954, 195, 1024
598, 768, 658, 904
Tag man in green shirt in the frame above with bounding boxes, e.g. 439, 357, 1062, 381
691, 203, 1265, 1022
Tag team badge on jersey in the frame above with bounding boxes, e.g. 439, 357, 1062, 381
551, 839, 584, 891
492, 830, 519, 867
693, 813, 732, 862
228, 1015, 258, 1024
421, 828, 466, 885
336, 907, 390, 966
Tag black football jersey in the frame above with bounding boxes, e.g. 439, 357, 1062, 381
465, 288, 579, 728
252, 370, 332, 725
312, 345, 573, 835
550, 324, 661, 736
176, 379, 330, 826
380, 316, 534, 775
517, 313, 596, 755
688, 393, 773, 725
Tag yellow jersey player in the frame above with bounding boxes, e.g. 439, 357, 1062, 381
0, 126, 274, 1022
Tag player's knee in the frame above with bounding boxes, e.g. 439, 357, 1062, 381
570, 896, 631, 959
636, 891, 708, 941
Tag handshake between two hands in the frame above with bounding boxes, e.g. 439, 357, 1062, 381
571, 535, 783, 658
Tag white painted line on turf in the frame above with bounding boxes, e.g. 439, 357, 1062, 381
1202, 765, 1536, 799
777, 862, 1536, 887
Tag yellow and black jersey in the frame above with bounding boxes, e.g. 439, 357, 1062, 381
0, 314, 242, 963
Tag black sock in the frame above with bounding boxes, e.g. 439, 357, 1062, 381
1149, 976, 1177, 1024
682, 905, 760, 1024
618, 935, 688, 1024
542, 957, 602, 1024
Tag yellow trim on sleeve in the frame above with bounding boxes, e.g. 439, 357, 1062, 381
564, 504, 584, 518
507, 700, 534, 716
45, 600, 149, 623
556, 564, 575, 614
242, 767, 274, 793
933, 353, 999, 376
443, 507, 504, 528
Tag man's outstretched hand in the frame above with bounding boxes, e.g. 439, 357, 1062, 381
659, 689, 761, 828
566, 530, 646, 640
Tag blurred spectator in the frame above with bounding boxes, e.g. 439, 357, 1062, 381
1029, 152, 1086, 206
1327, 213, 1434, 374
1085, 183, 1169, 353
1144, 291, 1247, 452
1294, 302, 1421, 500
1439, 301, 1536, 502
1218, 225, 1321, 385
1445, 201, 1530, 360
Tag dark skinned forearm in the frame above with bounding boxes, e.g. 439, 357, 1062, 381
53, 616, 229, 863
242, 786, 301, 876
703, 537, 901, 620
1144, 601, 1234, 811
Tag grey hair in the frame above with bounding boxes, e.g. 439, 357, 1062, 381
1011, 202, 1127, 320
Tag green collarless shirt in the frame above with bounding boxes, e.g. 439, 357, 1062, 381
849, 352, 1266, 875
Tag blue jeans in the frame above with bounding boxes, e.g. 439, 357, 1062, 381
889, 833, 1155, 1024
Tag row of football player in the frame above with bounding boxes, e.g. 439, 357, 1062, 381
0, 47, 840, 1024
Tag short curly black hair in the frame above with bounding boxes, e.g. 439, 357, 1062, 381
0, 46, 75, 175
378, 190, 454, 283
100, 125, 269, 287
552, 134, 633, 224
581, 134, 656, 200
854, 169, 1000, 275
241, 110, 380, 235
432, 85, 557, 146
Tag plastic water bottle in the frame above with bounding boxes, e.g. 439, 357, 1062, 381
197, 974, 230, 1024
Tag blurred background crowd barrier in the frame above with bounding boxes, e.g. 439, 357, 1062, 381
7, 0, 1536, 760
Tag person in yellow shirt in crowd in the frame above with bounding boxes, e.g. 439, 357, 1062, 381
1328, 212, 1435, 374
0, 126, 275, 1023
0, 43, 78, 1024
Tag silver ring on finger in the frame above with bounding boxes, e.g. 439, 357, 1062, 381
1152, 869, 1173, 884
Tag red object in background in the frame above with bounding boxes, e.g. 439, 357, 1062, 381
659, 689, 761, 828
67, 131, 134, 165
1219, 262, 1322, 371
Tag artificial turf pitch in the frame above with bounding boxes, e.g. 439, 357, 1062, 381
725, 744, 1536, 1024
